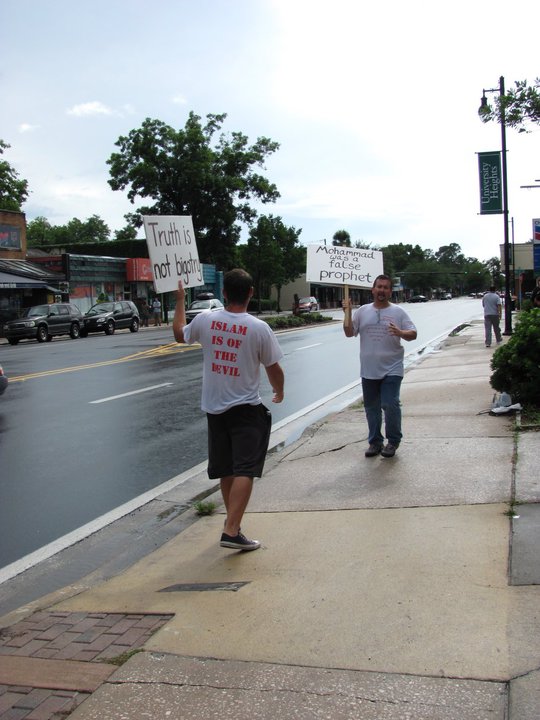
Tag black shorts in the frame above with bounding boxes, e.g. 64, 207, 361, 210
207, 403, 272, 480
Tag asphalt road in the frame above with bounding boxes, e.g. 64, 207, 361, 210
0, 297, 483, 572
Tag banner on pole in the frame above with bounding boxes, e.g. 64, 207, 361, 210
478, 151, 503, 214
306, 244, 384, 288
142, 215, 203, 293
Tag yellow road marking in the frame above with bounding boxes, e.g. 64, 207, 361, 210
10, 342, 201, 383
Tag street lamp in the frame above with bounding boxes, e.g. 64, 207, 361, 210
479, 76, 512, 335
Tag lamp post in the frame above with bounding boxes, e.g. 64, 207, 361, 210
479, 76, 512, 335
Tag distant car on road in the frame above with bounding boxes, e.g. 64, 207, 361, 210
80, 301, 140, 337
3, 303, 83, 344
441, 293, 452, 300
407, 295, 428, 303
294, 296, 319, 314
185, 294, 224, 323
0, 365, 7, 396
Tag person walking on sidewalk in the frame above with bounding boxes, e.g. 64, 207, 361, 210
173, 269, 285, 551
482, 286, 502, 347
342, 274, 417, 458
152, 297, 162, 326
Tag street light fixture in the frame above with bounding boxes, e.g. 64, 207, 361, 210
479, 76, 512, 335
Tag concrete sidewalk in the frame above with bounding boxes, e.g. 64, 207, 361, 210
1, 320, 539, 719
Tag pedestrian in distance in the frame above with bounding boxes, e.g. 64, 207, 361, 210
152, 297, 162, 326
140, 299, 150, 327
482, 286, 502, 347
530, 283, 540, 309
342, 274, 417, 458
173, 269, 285, 551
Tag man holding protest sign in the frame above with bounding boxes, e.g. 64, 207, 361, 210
343, 274, 417, 458
173, 269, 285, 551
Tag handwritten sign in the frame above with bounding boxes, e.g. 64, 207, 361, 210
306, 244, 384, 288
142, 215, 203, 293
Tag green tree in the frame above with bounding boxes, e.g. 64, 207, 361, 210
27, 215, 110, 246
114, 224, 138, 242
479, 78, 540, 132
379, 243, 427, 280
240, 216, 283, 313
485, 256, 503, 288
27, 216, 53, 245
0, 140, 29, 211
107, 113, 280, 268
332, 229, 351, 246
240, 215, 304, 312
65, 215, 110, 243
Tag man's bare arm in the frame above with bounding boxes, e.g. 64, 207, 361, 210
265, 362, 284, 403
172, 281, 187, 343
342, 298, 354, 337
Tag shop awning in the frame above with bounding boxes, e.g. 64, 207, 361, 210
0, 271, 62, 292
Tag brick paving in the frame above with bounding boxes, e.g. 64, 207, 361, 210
0, 611, 173, 719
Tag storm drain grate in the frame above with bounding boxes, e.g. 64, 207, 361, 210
159, 581, 250, 592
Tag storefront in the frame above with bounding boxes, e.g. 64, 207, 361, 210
0, 260, 66, 329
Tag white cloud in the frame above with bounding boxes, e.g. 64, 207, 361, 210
172, 94, 188, 105
18, 123, 40, 133
66, 101, 115, 117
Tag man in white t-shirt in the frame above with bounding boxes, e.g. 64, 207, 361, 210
482, 286, 502, 347
173, 269, 284, 551
343, 275, 417, 458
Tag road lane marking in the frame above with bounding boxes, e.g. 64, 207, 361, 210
9, 342, 201, 383
294, 343, 322, 351
89, 383, 173, 404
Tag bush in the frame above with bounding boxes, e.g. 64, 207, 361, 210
247, 298, 277, 313
263, 312, 333, 331
490, 308, 540, 407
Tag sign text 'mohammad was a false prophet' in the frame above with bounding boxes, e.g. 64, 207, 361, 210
306, 244, 384, 288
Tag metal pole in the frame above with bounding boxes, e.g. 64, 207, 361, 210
499, 76, 512, 334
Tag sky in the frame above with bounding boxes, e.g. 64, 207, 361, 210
2, 0, 540, 263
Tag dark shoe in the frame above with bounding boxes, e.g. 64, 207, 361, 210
365, 443, 383, 457
381, 443, 398, 458
220, 532, 260, 551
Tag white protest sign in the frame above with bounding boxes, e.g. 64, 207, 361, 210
306, 244, 384, 288
143, 215, 204, 293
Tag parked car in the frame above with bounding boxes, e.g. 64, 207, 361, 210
185, 294, 224, 323
294, 296, 319, 314
80, 300, 140, 337
3, 303, 83, 344
407, 295, 428, 303
441, 293, 452, 300
0, 365, 7, 396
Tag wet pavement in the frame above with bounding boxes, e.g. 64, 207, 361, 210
1, 319, 539, 719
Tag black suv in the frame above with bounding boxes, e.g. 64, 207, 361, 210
3, 303, 83, 345
80, 300, 140, 337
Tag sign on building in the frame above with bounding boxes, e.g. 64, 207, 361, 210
533, 219, 540, 274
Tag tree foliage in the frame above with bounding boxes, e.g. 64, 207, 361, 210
479, 78, 540, 131
27, 214, 110, 246
0, 140, 29, 211
379, 242, 492, 295
490, 309, 540, 406
239, 215, 304, 311
332, 229, 351, 246
107, 113, 280, 268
